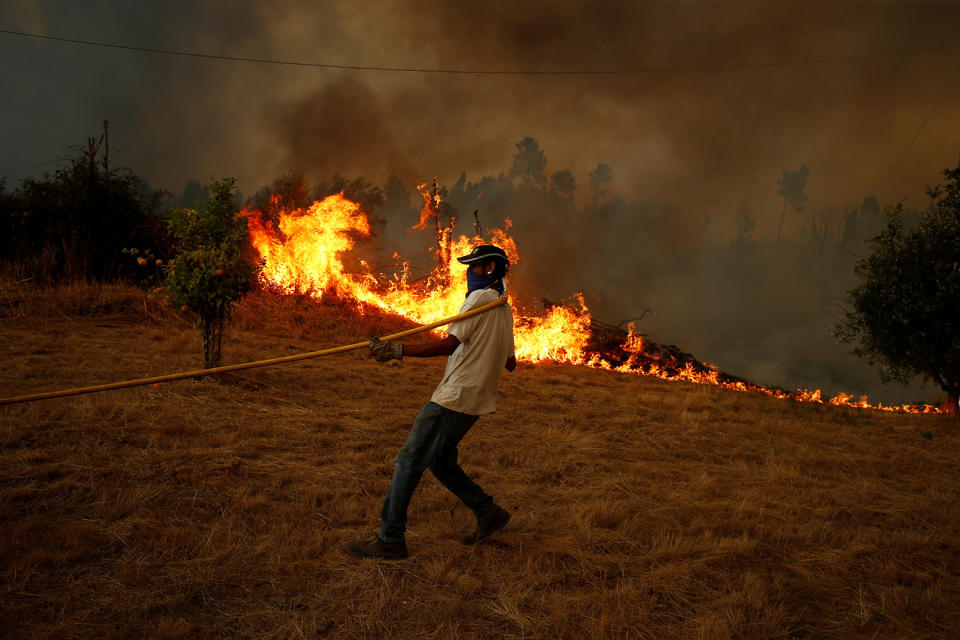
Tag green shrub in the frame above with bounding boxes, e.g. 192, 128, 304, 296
164, 177, 260, 368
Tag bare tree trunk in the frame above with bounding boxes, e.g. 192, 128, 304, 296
101, 119, 110, 174
201, 314, 225, 369
776, 198, 788, 242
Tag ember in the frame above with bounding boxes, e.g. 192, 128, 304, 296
243, 191, 942, 414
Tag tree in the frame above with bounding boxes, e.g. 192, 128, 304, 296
383, 175, 414, 221
589, 162, 613, 207
412, 178, 457, 279
174, 180, 211, 209
509, 137, 547, 189
835, 165, 960, 412
550, 169, 576, 199
164, 177, 260, 369
3, 124, 167, 282
0, 178, 16, 263
776, 165, 810, 242
245, 171, 313, 230
733, 203, 756, 246
810, 203, 836, 286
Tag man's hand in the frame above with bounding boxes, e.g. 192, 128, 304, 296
369, 337, 403, 362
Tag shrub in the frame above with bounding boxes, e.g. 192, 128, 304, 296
1, 128, 168, 282
164, 177, 260, 368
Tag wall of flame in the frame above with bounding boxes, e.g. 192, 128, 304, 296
242, 192, 942, 414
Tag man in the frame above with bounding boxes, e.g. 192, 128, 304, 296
346, 244, 517, 559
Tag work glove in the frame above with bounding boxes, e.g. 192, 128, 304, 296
369, 336, 403, 362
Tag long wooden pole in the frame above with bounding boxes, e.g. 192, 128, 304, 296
1, 296, 509, 406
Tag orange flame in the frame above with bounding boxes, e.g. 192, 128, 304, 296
514, 295, 592, 363
244, 192, 533, 334
243, 191, 942, 414
247, 193, 371, 298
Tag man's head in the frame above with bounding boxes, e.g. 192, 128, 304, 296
456, 245, 510, 279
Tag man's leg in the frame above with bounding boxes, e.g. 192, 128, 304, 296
378, 402, 449, 543
428, 411, 496, 519
429, 408, 511, 544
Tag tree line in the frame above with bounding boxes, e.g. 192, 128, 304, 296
1, 126, 957, 410
0, 122, 168, 282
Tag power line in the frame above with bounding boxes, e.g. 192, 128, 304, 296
3, 28, 960, 75
871, 61, 960, 195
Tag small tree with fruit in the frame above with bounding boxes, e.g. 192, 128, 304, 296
165, 177, 260, 368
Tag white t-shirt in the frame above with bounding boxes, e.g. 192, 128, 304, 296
430, 288, 515, 415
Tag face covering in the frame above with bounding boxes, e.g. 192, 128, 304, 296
466, 267, 505, 297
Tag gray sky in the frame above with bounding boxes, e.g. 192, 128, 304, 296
2, 1, 959, 403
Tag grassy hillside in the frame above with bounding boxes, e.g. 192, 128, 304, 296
1, 280, 958, 639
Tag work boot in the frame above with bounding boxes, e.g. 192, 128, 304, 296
346, 535, 408, 559
462, 505, 511, 545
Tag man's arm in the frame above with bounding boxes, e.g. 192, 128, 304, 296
398, 334, 461, 358
369, 333, 460, 362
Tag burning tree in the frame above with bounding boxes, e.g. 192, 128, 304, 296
165, 177, 260, 368
412, 179, 456, 284
835, 165, 960, 413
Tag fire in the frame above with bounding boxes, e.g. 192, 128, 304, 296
243, 191, 942, 414
244, 189, 548, 337
514, 295, 592, 363
247, 194, 371, 297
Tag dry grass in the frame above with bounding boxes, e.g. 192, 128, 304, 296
1, 279, 958, 639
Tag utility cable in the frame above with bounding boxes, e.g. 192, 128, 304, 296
3, 28, 960, 75
0, 295, 508, 406
871, 61, 960, 195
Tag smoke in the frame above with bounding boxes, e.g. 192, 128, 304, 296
261, 1, 960, 224
4, 1, 958, 210
274, 77, 406, 182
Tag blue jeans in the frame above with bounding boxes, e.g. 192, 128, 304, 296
379, 402, 495, 542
